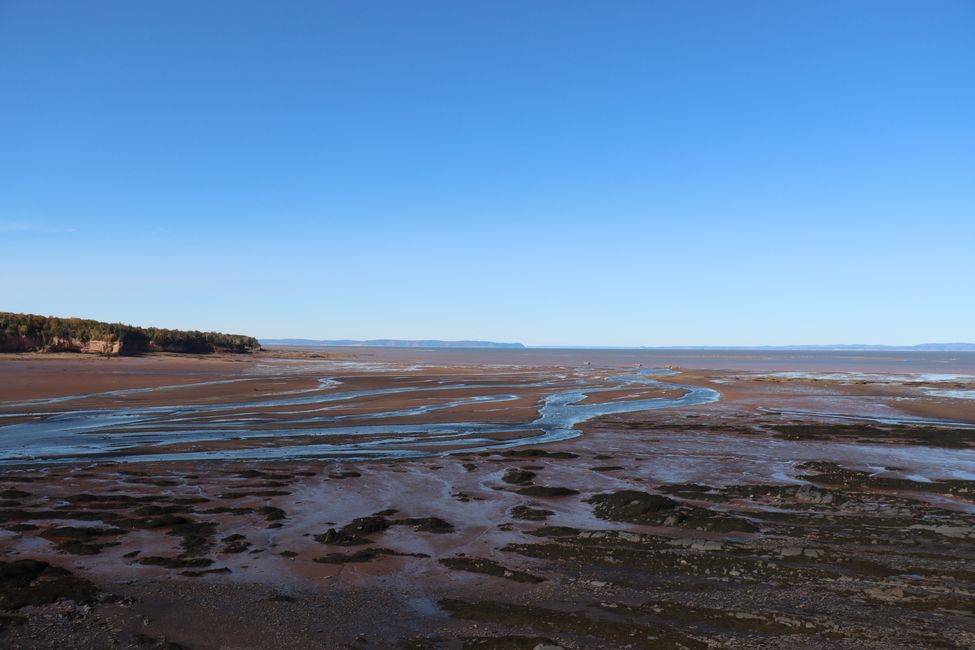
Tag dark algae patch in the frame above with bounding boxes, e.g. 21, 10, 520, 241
328, 471, 362, 479
510, 505, 554, 521
180, 567, 232, 578
218, 490, 290, 499
459, 635, 563, 649
798, 461, 975, 499
501, 469, 536, 485
395, 516, 454, 533
65, 493, 155, 507
168, 520, 218, 556
219, 534, 251, 554
316, 514, 454, 545
0, 560, 100, 609
587, 489, 758, 533
587, 490, 677, 521
515, 486, 578, 497
440, 599, 705, 648
500, 449, 579, 459
770, 422, 975, 449
131, 632, 194, 649
314, 528, 373, 546
314, 514, 391, 546
341, 515, 391, 535
139, 556, 214, 569
439, 557, 544, 583
258, 505, 286, 521
313, 548, 428, 564
39, 526, 127, 554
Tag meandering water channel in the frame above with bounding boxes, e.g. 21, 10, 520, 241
0, 368, 720, 464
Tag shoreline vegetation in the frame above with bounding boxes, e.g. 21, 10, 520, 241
0, 312, 259, 356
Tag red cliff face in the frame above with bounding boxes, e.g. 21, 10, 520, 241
0, 334, 124, 355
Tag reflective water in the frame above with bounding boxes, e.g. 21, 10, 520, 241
0, 368, 720, 464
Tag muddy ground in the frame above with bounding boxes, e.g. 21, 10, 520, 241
0, 351, 973, 648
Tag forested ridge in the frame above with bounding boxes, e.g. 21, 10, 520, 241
0, 312, 260, 354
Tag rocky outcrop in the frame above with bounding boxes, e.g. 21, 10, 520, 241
0, 334, 123, 355
47, 337, 124, 355
1, 312, 259, 355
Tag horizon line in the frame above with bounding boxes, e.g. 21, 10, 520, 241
259, 338, 975, 351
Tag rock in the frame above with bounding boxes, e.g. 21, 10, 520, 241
502, 469, 537, 485
587, 490, 678, 521
0, 560, 100, 609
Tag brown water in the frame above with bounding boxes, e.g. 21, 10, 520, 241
288, 346, 975, 374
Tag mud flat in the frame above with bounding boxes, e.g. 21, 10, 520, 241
1, 349, 974, 648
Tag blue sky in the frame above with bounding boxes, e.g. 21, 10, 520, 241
2, 1, 973, 346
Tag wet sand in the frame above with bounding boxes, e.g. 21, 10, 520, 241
1, 349, 974, 648
0, 352, 264, 402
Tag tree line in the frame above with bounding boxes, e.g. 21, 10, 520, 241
0, 312, 260, 354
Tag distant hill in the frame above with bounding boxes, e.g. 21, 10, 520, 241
262, 339, 526, 349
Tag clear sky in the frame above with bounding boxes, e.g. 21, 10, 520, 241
2, 1, 973, 346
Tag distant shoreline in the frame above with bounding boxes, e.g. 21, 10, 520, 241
532, 344, 975, 352
261, 338, 526, 349
261, 340, 975, 352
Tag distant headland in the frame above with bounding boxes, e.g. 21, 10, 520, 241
0, 312, 260, 355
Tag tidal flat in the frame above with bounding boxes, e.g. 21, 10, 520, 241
0, 348, 973, 648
